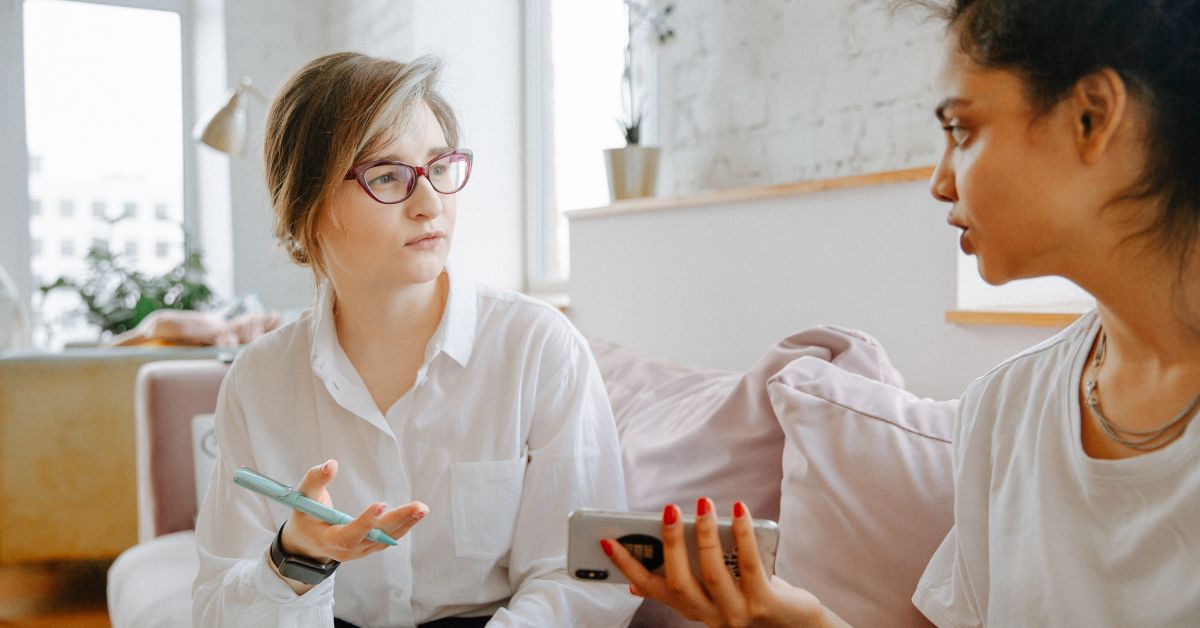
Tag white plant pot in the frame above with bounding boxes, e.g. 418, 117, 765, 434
604, 145, 661, 201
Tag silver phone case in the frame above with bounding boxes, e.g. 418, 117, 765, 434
567, 508, 779, 585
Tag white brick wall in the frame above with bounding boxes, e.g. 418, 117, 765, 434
654, 0, 946, 195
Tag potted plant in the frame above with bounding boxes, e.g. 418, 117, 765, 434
40, 223, 217, 341
604, 1, 675, 201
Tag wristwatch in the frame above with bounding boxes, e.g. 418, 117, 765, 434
270, 522, 340, 585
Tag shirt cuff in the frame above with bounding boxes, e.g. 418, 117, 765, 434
253, 550, 337, 607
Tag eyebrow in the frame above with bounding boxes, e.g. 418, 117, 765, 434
376, 146, 456, 164
934, 97, 970, 123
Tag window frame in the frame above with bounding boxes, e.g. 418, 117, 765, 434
0, 0, 198, 331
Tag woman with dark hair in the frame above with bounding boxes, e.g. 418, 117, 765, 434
604, 1, 1200, 625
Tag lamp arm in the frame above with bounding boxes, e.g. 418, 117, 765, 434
236, 77, 269, 103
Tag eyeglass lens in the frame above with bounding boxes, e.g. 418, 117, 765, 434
362, 152, 470, 203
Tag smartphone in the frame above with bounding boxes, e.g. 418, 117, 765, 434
567, 508, 779, 585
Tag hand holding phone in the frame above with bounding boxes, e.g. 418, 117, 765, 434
567, 505, 779, 585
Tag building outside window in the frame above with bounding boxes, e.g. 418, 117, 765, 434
21, 0, 189, 347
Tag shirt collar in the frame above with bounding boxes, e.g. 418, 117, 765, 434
308, 265, 477, 374
432, 264, 477, 368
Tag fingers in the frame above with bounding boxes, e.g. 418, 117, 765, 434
730, 501, 770, 597
659, 503, 710, 610
336, 501, 389, 548
604, 535, 664, 598
296, 459, 337, 505
694, 497, 744, 614
378, 501, 429, 540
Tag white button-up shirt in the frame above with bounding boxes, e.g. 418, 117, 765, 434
193, 268, 637, 627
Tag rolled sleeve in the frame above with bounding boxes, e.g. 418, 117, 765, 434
491, 323, 639, 627
191, 363, 337, 628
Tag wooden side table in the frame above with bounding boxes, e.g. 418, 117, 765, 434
0, 348, 219, 563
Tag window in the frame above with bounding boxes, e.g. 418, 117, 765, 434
30, 198, 41, 216
155, 240, 170, 258
956, 250, 1095, 313
20, 0, 191, 347
154, 202, 169, 221
526, 0, 631, 291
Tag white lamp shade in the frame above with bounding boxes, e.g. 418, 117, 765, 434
194, 86, 248, 155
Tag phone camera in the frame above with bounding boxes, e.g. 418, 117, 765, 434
574, 569, 609, 580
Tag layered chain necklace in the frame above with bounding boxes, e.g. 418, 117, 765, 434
1084, 330, 1200, 451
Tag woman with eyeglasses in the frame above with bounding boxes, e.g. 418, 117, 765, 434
192, 53, 638, 628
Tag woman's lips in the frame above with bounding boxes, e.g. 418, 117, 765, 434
958, 229, 974, 255
405, 232, 445, 249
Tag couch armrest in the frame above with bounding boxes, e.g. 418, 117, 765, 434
135, 359, 229, 541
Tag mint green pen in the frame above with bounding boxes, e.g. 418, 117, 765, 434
232, 466, 397, 546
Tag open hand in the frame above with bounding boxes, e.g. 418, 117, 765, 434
280, 459, 428, 564
604, 498, 846, 628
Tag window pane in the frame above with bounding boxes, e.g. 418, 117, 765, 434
956, 250, 1095, 311
24, 0, 185, 347
549, 0, 628, 279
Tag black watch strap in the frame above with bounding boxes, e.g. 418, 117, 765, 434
270, 522, 340, 585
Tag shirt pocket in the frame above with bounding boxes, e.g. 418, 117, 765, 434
450, 457, 527, 561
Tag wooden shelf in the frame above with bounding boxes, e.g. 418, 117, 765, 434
566, 167, 934, 220
945, 309, 1085, 328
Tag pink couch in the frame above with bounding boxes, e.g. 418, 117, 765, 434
107, 359, 229, 628
107, 331, 956, 628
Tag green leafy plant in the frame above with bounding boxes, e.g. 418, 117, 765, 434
41, 236, 217, 337
619, 1, 676, 145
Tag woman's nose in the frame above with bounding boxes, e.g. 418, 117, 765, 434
929, 156, 957, 203
405, 177, 444, 220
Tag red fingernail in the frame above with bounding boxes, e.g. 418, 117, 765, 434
374, 504, 386, 516
600, 539, 613, 557
734, 501, 745, 518
697, 497, 710, 517
663, 504, 678, 525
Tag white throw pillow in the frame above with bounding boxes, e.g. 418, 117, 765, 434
191, 413, 218, 515
767, 357, 957, 628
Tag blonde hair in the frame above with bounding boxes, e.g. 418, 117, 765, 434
263, 52, 461, 280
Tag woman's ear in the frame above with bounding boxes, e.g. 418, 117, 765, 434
1072, 68, 1127, 165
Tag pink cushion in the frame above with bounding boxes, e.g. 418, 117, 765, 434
593, 326, 905, 522
767, 357, 956, 628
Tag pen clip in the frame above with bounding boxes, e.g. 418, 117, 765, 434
233, 466, 295, 499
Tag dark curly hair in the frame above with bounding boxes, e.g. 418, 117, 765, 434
910, 0, 1200, 268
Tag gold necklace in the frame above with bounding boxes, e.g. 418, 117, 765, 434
1084, 330, 1199, 451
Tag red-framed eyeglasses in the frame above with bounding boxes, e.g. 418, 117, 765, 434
344, 149, 473, 204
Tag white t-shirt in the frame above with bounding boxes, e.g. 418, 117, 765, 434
913, 310, 1200, 627
193, 267, 638, 628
